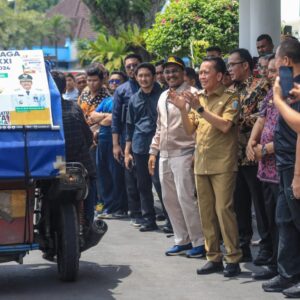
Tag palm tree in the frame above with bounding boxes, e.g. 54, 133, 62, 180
46, 14, 71, 61
78, 33, 131, 71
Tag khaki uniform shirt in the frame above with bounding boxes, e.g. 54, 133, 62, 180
189, 85, 240, 175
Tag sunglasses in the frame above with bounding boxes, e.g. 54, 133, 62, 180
109, 79, 121, 84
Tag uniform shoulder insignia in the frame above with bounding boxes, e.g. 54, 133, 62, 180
224, 85, 237, 95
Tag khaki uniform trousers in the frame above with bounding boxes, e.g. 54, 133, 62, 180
159, 154, 204, 247
195, 172, 242, 263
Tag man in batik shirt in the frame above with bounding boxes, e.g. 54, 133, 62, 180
246, 55, 279, 280
228, 48, 271, 265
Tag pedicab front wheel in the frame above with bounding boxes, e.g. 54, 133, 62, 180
56, 202, 80, 282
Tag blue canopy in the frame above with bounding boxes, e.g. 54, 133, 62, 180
0, 63, 65, 179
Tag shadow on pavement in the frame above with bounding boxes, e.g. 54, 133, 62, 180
0, 261, 131, 300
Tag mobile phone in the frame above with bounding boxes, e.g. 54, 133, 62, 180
279, 66, 294, 99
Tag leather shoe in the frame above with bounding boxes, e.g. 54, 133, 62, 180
156, 214, 166, 221
224, 263, 241, 277
262, 275, 297, 292
197, 261, 224, 275
283, 283, 300, 298
252, 266, 278, 280
253, 249, 272, 266
139, 222, 158, 232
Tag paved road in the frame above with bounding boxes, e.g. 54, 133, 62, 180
0, 217, 285, 300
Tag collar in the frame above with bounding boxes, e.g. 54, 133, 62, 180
235, 75, 253, 90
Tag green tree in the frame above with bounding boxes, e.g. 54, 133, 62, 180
0, 0, 47, 49
26, 0, 59, 12
145, 0, 239, 61
46, 14, 71, 60
78, 33, 130, 71
78, 24, 151, 71
82, 0, 166, 35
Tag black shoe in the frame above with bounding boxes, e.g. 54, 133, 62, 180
252, 266, 278, 280
241, 244, 252, 262
139, 222, 158, 232
262, 275, 296, 292
162, 221, 173, 234
156, 214, 166, 221
283, 283, 300, 298
112, 210, 128, 219
224, 263, 241, 277
197, 261, 224, 275
253, 249, 272, 266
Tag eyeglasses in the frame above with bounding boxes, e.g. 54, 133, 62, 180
226, 61, 246, 69
109, 79, 121, 84
164, 68, 180, 75
125, 63, 138, 70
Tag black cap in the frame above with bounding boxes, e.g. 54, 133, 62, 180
18, 74, 33, 81
163, 56, 185, 69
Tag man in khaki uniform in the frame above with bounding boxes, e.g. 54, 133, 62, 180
170, 56, 242, 277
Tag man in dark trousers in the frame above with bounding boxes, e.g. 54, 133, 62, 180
112, 54, 143, 223
262, 39, 300, 297
125, 63, 162, 231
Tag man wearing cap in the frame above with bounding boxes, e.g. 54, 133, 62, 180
12, 74, 45, 108
170, 56, 242, 277
149, 56, 205, 257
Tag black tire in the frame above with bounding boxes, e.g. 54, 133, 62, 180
57, 202, 80, 282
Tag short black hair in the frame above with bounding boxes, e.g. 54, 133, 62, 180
51, 71, 66, 95
124, 53, 142, 64
206, 46, 222, 54
75, 72, 86, 78
110, 71, 128, 82
86, 67, 104, 80
202, 56, 227, 74
65, 73, 75, 80
135, 62, 156, 76
229, 48, 253, 71
155, 59, 165, 67
278, 39, 300, 64
257, 34, 273, 44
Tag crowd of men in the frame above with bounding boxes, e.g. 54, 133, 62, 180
54, 33, 300, 298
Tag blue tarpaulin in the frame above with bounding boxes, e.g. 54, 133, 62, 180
0, 63, 65, 179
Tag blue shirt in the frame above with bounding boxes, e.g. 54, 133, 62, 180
96, 96, 113, 141
126, 83, 162, 154
274, 74, 300, 171
111, 79, 139, 145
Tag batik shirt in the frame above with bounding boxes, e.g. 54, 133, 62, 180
257, 90, 279, 183
80, 87, 110, 125
235, 76, 270, 166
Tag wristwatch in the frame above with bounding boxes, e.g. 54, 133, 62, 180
261, 144, 268, 157
197, 106, 204, 114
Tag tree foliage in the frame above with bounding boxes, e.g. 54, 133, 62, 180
25, 0, 59, 12
0, 0, 45, 49
78, 25, 149, 71
0, 0, 71, 50
82, 0, 165, 35
145, 0, 239, 61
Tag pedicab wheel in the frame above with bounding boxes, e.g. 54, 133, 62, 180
57, 202, 80, 282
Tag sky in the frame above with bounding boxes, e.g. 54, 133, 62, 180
281, 0, 300, 22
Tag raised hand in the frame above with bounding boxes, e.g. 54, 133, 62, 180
168, 90, 187, 111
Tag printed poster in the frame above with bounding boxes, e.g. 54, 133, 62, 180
0, 50, 52, 127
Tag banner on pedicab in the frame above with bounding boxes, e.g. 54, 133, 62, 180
0, 50, 52, 127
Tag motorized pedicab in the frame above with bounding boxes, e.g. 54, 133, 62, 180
0, 50, 107, 281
